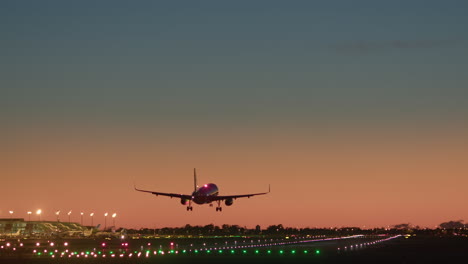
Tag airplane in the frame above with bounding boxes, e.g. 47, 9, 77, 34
135, 168, 270, 211
95, 228, 127, 239
59, 228, 92, 237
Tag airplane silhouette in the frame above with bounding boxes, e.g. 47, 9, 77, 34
135, 168, 270, 211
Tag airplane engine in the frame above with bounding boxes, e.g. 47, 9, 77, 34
180, 198, 189, 205
225, 198, 234, 206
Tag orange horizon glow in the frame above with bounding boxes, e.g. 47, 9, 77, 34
2, 121, 467, 229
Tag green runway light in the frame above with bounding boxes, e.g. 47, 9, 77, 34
231, 250, 235, 254
146, 250, 150, 254
182, 250, 186, 253
304, 250, 308, 254
255, 250, 259, 254
316, 250, 320, 254
267, 250, 271, 254
291, 250, 296, 254
170, 250, 174, 254
194, 250, 199, 254
37, 253, 42, 256
206, 250, 211, 253
109, 251, 114, 254
279, 250, 284, 254
242, 250, 247, 254
98, 251, 102, 255
49, 252, 53, 255
219, 250, 223, 253
86, 251, 90, 255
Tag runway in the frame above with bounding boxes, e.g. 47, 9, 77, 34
1, 234, 405, 263
3, 234, 468, 263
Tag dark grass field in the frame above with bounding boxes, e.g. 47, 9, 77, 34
1, 236, 467, 263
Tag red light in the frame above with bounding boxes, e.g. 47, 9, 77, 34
101, 243, 106, 247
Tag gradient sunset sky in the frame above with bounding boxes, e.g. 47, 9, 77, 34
2, 1, 468, 229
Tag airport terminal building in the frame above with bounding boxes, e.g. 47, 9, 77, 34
0, 218, 89, 238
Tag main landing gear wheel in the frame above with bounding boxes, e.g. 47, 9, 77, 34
215, 200, 222, 211
186, 206, 193, 211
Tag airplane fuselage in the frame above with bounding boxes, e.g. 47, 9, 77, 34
191, 183, 219, 204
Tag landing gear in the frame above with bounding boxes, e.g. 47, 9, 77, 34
186, 206, 193, 211
215, 200, 222, 212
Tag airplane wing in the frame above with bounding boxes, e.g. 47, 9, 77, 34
134, 186, 192, 200
211, 185, 270, 201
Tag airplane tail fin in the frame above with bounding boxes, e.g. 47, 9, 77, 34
194, 168, 198, 192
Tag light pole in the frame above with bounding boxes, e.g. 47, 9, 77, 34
104, 213, 108, 230
90, 213, 94, 226
27, 211, 32, 221
80, 212, 84, 226
112, 213, 117, 227
56, 210, 60, 222
68, 211, 72, 223
36, 209, 42, 221
9, 211, 13, 219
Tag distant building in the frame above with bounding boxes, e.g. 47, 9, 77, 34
0, 218, 88, 238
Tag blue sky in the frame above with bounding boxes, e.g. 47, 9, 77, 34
2, 0, 467, 127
